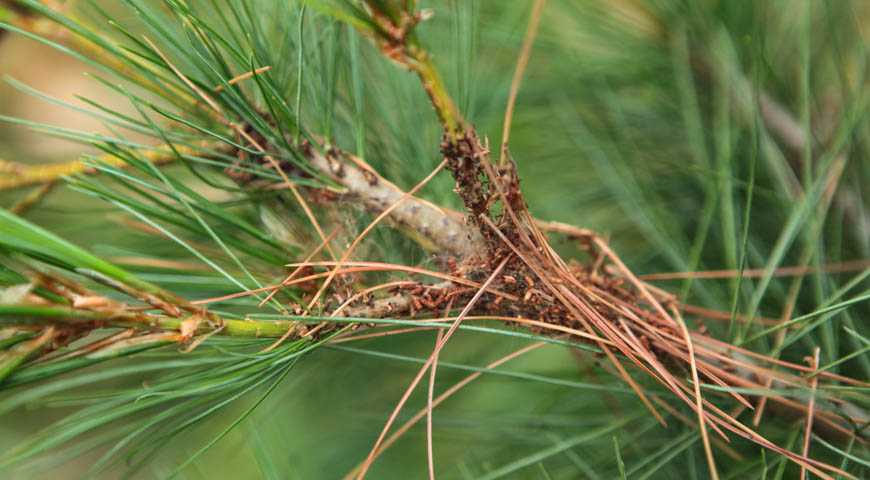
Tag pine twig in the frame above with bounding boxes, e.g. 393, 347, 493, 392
0, 146, 193, 191
302, 144, 485, 258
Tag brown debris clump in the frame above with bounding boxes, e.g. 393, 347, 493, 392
329, 123, 865, 479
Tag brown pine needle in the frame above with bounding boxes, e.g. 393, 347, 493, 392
213, 66, 272, 92
0, 144, 202, 191
479, 214, 668, 426
143, 36, 222, 114
34, 329, 135, 364
690, 333, 867, 386
10, 181, 57, 215
499, 0, 547, 165
355, 256, 511, 479
426, 327, 445, 480
343, 341, 546, 480
680, 303, 780, 326
639, 259, 870, 281
753, 272, 803, 427
284, 179, 339, 262
672, 306, 719, 480
108, 256, 209, 272
590, 236, 677, 326
801, 347, 821, 480
650, 338, 753, 410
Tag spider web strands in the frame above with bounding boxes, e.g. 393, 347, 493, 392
258, 229, 341, 308
689, 333, 867, 387
330, 281, 418, 317
285, 262, 520, 300
189, 264, 516, 306
626, 313, 862, 439
303, 158, 449, 314
316, 314, 612, 349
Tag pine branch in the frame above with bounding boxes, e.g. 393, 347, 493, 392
0, 2, 867, 477
0, 146, 187, 190
300, 141, 485, 258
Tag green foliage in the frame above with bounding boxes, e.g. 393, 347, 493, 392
0, 207, 168, 297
